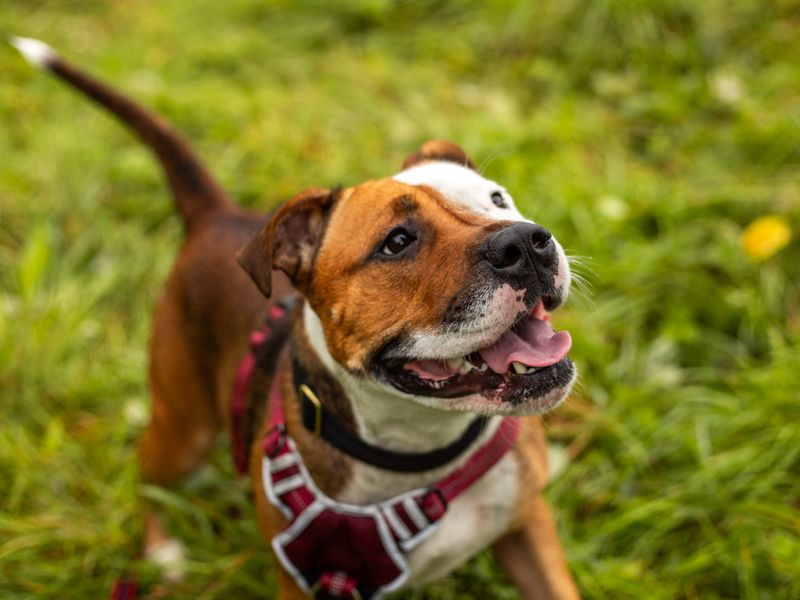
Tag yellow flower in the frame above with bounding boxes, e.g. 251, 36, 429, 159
740, 215, 792, 261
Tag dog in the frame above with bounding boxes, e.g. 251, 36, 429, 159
13, 36, 580, 600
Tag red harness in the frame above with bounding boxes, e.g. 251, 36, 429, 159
231, 309, 521, 599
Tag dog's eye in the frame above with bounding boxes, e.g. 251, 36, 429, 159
491, 191, 507, 208
380, 228, 417, 256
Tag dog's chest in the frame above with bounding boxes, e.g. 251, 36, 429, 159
336, 453, 520, 588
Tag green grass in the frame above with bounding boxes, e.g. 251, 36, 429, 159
2, 1, 799, 598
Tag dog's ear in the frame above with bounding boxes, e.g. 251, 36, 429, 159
237, 187, 337, 297
401, 140, 476, 170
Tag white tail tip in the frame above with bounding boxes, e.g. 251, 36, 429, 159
10, 36, 57, 68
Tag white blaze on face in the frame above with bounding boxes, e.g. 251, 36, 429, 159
393, 162, 525, 221
394, 160, 571, 301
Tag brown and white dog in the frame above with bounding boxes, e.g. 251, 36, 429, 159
14, 37, 580, 599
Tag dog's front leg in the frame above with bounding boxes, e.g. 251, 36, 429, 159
492, 495, 580, 600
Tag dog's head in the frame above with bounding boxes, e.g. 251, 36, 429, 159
239, 140, 575, 415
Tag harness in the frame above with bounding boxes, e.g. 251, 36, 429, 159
230, 300, 520, 599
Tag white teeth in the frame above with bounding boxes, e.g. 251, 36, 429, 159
433, 357, 491, 377
446, 356, 479, 375
512, 362, 527, 374
445, 357, 465, 371
526, 366, 539, 374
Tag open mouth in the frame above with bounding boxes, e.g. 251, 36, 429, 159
379, 299, 574, 406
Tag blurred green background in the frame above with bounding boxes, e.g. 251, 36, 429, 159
1, 1, 799, 598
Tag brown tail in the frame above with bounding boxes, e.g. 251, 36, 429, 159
11, 36, 231, 231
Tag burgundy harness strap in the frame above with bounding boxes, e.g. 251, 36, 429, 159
109, 576, 137, 600
264, 424, 407, 598
262, 367, 520, 599
436, 417, 520, 502
230, 304, 288, 474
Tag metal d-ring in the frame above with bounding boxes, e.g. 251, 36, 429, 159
299, 383, 323, 436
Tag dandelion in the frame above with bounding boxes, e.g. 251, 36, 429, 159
740, 215, 792, 261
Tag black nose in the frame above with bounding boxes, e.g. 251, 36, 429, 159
483, 222, 557, 283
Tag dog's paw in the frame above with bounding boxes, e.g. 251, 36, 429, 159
145, 538, 186, 583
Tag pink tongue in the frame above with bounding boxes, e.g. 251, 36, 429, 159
479, 318, 572, 374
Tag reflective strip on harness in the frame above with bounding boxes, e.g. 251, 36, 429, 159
402, 495, 428, 530
272, 473, 305, 496
269, 453, 297, 473
382, 506, 411, 542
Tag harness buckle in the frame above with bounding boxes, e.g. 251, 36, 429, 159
263, 424, 287, 457
311, 571, 363, 599
299, 383, 323, 436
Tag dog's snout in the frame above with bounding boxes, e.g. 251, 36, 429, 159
489, 237, 523, 271
530, 225, 552, 250
483, 222, 557, 279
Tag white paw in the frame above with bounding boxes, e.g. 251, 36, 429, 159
146, 538, 186, 583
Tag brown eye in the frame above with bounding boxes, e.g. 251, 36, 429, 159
381, 228, 417, 256
491, 191, 507, 208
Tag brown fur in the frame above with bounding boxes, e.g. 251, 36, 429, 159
401, 139, 477, 170
496, 419, 579, 600
292, 180, 508, 371
38, 48, 579, 599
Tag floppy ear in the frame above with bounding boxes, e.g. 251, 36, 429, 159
401, 139, 476, 170
237, 187, 337, 297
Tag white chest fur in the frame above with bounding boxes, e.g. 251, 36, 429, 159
335, 450, 520, 588
302, 304, 522, 588
404, 453, 519, 586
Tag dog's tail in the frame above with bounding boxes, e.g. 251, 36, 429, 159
10, 36, 232, 232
